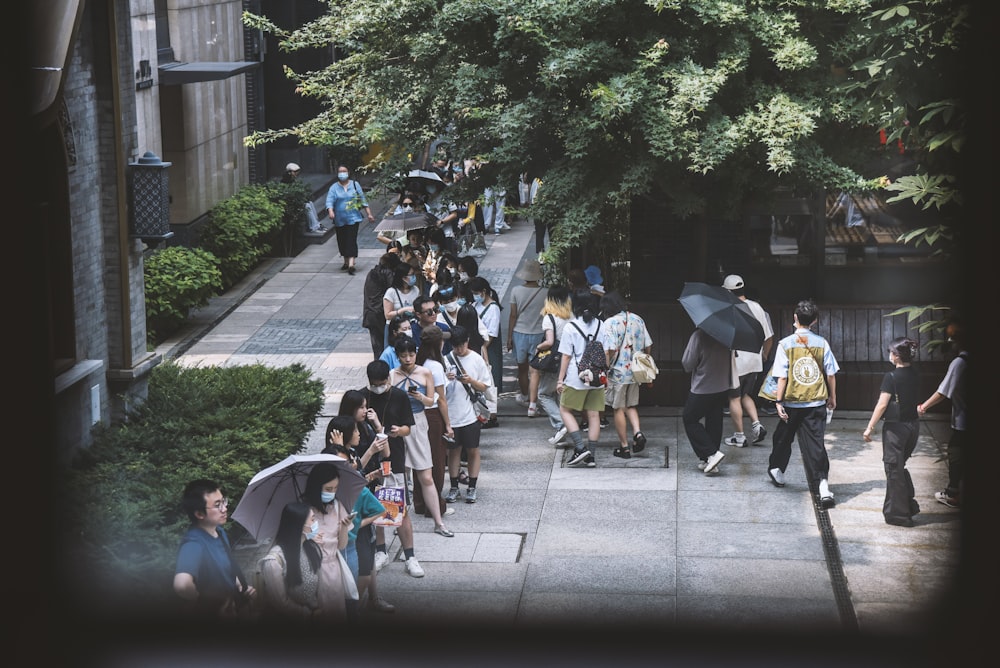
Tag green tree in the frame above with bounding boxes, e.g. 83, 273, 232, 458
244, 0, 968, 287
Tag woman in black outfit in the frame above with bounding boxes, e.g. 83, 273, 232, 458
862, 337, 921, 527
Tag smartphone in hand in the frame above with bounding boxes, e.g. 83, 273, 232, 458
347, 511, 358, 520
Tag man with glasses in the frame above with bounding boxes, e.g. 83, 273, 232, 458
410, 295, 452, 356
173, 479, 255, 617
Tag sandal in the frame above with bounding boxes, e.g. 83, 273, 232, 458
458, 469, 470, 485
613, 446, 632, 459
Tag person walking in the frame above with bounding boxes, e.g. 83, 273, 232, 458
917, 319, 967, 509
518, 172, 545, 253
325, 164, 375, 275
556, 289, 608, 468
766, 299, 840, 509
600, 291, 653, 458
720, 275, 775, 447
530, 285, 572, 444
681, 328, 737, 475
862, 338, 922, 527
506, 259, 547, 407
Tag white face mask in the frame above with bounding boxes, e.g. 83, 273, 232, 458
443, 301, 460, 313
369, 384, 389, 394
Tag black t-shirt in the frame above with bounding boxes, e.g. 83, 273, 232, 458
360, 387, 415, 472
880, 365, 920, 422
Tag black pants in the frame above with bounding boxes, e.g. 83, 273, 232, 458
335, 223, 360, 260
882, 420, 919, 522
768, 405, 829, 484
682, 390, 728, 460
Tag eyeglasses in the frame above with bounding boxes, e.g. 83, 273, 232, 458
210, 497, 230, 510
420, 308, 437, 315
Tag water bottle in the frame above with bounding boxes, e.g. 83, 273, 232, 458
826, 407, 834, 424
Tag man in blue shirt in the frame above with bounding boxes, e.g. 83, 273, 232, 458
173, 479, 255, 617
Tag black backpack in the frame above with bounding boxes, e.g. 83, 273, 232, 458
570, 321, 608, 387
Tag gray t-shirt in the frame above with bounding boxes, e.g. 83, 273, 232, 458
510, 285, 546, 334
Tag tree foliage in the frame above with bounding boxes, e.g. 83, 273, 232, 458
244, 0, 969, 281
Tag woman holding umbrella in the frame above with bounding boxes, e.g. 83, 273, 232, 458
325, 164, 375, 275
300, 463, 359, 622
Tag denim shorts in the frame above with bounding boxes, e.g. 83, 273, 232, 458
512, 331, 545, 364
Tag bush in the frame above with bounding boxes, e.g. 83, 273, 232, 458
143, 246, 223, 344
60, 361, 325, 619
198, 185, 284, 289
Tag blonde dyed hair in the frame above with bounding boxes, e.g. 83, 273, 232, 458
541, 295, 572, 320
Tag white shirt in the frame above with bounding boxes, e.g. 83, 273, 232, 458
476, 301, 501, 338
444, 350, 493, 427
558, 317, 608, 390
733, 298, 774, 376
422, 358, 446, 409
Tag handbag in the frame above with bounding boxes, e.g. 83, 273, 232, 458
447, 352, 491, 423
631, 351, 659, 384
882, 371, 901, 422
529, 316, 561, 373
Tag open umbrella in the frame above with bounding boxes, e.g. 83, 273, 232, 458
678, 281, 765, 353
373, 210, 436, 234
404, 169, 445, 196
231, 453, 366, 542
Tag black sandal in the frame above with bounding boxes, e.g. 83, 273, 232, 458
633, 432, 647, 453
613, 446, 632, 459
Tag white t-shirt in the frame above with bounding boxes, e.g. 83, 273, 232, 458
444, 350, 493, 427
733, 298, 774, 376
476, 301, 502, 338
542, 313, 569, 346
558, 317, 608, 390
422, 358, 447, 409
383, 286, 418, 321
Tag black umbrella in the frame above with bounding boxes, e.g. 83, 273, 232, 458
678, 282, 765, 353
373, 210, 436, 233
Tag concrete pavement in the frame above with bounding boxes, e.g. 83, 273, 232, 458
158, 186, 965, 658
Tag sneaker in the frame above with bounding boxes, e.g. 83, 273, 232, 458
527, 404, 538, 417
445, 487, 461, 503
365, 595, 395, 613
443, 507, 456, 516
703, 450, 725, 474
600, 417, 610, 428
759, 404, 779, 416
567, 448, 592, 467
818, 479, 835, 508
633, 432, 647, 453
724, 433, 747, 447
697, 460, 708, 470
751, 422, 767, 444
373, 551, 389, 572
934, 490, 960, 508
585, 454, 596, 468
465, 487, 478, 503
482, 416, 499, 429
548, 426, 569, 446
498, 222, 511, 230
768, 467, 786, 487
404, 556, 425, 578
515, 393, 530, 407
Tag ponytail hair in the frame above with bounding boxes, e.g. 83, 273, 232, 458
571, 289, 598, 324
888, 337, 917, 363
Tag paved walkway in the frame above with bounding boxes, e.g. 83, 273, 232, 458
158, 189, 964, 657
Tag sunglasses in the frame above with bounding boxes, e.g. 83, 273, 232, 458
419, 308, 437, 315
402, 202, 414, 206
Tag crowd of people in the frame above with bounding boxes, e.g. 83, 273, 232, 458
172, 166, 969, 620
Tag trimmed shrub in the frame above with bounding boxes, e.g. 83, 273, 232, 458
60, 361, 325, 620
143, 246, 223, 344
198, 185, 284, 289
261, 180, 313, 256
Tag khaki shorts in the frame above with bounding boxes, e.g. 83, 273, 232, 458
559, 386, 606, 412
605, 382, 640, 409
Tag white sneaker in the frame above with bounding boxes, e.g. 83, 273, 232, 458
768, 468, 786, 487
818, 478, 835, 508
697, 460, 708, 470
703, 450, 725, 474
373, 551, 389, 572
724, 433, 747, 447
548, 426, 569, 445
443, 507, 456, 516
515, 393, 530, 407
405, 556, 425, 578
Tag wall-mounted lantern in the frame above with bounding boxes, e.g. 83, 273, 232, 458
128, 151, 174, 241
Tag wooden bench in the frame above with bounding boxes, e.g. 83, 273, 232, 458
629, 302, 950, 411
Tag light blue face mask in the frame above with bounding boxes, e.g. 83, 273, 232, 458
473, 294, 484, 304
407, 275, 417, 286
320, 491, 336, 503
430, 244, 440, 252
305, 520, 319, 540
457, 298, 467, 307
338, 172, 349, 181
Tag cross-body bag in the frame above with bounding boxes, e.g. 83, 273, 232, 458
529, 314, 561, 373
447, 352, 490, 422
882, 370, 901, 423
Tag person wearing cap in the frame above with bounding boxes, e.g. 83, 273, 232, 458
507, 259, 547, 407
281, 162, 301, 183
584, 265, 606, 297
721, 275, 775, 448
